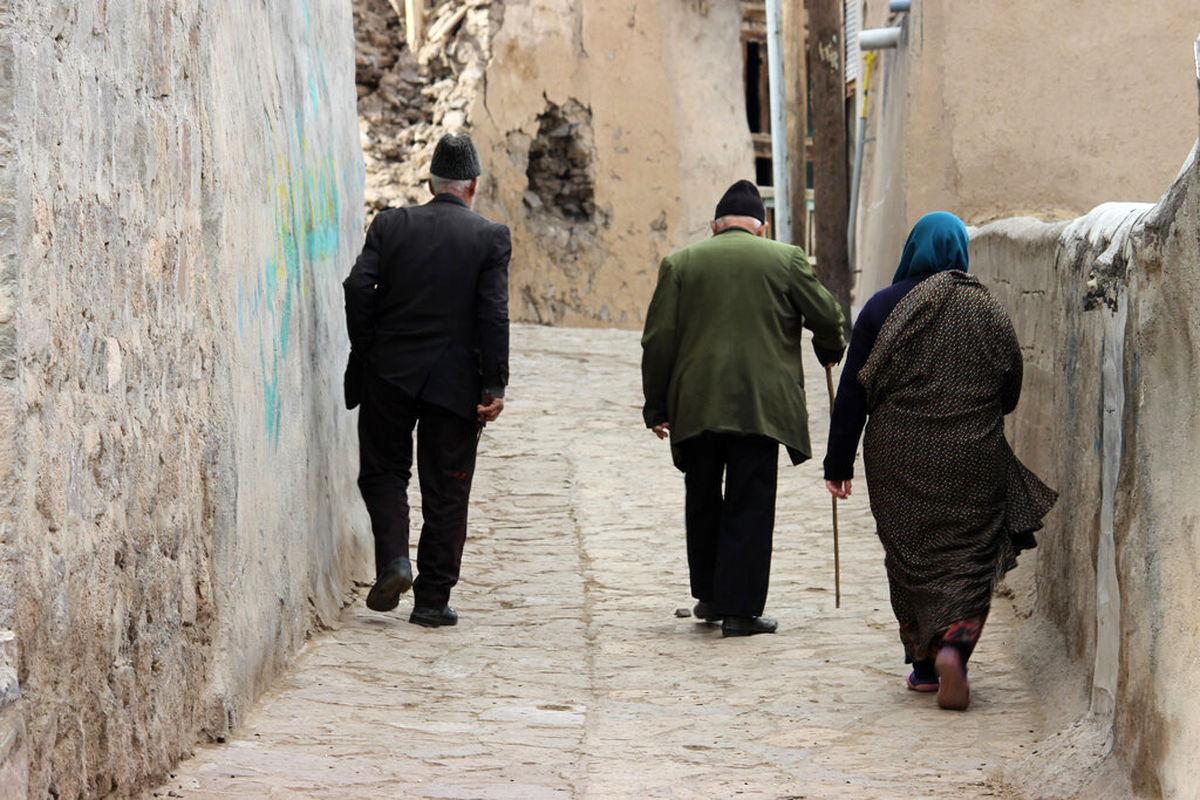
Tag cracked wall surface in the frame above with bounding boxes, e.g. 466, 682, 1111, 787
0, 2, 366, 797
354, 0, 754, 328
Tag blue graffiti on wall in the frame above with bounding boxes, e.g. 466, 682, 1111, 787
238, 1, 363, 446
260, 140, 343, 444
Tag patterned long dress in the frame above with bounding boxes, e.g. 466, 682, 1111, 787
857, 270, 1057, 660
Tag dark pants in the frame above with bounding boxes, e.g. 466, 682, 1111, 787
357, 370, 481, 608
679, 432, 779, 618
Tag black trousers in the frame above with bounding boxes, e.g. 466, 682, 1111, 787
357, 369, 481, 608
679, 432, 779, 618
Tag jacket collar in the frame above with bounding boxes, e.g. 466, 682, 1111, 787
430, 193, 469, 208
714, 225, 759, 237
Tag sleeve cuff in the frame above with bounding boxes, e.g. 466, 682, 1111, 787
814, 344, 847, 365
822, 457, 855, 482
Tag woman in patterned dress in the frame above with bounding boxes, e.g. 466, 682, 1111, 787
822, 212, 1056, 711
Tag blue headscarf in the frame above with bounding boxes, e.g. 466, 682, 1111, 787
891, 211, 970, 284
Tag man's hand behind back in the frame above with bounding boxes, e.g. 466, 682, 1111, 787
477, 394, 504, 423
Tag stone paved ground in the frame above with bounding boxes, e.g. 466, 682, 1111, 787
146, 325, 1042, 800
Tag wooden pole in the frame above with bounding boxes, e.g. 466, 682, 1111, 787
806, 0, 852, 331
825, 364, 841, 608
403, 0, 425, 53
782, 0, 808, 250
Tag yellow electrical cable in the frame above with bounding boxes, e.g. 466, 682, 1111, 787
861, 51, 876, 120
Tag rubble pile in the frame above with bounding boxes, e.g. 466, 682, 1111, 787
353, 0, 496, 218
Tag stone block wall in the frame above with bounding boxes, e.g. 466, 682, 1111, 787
0, 2, 366, 797
967, 65, 1200, 794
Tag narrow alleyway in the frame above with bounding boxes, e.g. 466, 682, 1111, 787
146, 325, 1042, 799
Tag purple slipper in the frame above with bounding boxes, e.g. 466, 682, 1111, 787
905, 671, 939, 693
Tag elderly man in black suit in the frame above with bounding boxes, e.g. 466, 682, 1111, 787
343, 133, 510, 628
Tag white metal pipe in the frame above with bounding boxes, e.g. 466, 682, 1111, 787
848, 114, 867, 273
859, 27, 901, 50
764, 0, 791, 243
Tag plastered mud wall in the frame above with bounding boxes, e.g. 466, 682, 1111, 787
853, 0, 1197, 297
0, 2, 365, 797
354, 0, 755, 328
967, 66, 1200, 796
476, 0, 754, 327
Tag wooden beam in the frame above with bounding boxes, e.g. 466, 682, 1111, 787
806, 0, 852, 326
752, 133, 772, 159
753, 133, 809, 163
742, 1, 766, 40
782, 0, 808, 249
404, 0, 425, 53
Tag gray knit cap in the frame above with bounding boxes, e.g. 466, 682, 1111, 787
430, 133, 482, 180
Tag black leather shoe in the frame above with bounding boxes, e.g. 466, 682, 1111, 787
693, 600, 723, 622
721, 615, 777, 637
409, 605, 458, 628
365, 557, 413, 612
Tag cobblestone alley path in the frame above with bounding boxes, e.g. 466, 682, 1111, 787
148, 325, 1042, 799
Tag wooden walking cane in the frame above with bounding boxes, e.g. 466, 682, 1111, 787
825, 365, 841, 608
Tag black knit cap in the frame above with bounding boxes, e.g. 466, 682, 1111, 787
714, 179, 765, 221
430, 133, 481, 180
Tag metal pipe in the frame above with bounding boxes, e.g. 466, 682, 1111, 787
848, 30, 900, 274
847, 53, 875, 274
764, 0, 790, 243
888, 1, 911, 13
859, 27, 902, 50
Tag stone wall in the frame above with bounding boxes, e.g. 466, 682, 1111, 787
354, 0, 756, 328
966, 60, 1200, 796
0, 2, 366, 797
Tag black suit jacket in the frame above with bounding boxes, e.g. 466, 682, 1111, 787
343, 194, 510, 419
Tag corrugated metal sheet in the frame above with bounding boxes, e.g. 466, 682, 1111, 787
844, 0, 860, 82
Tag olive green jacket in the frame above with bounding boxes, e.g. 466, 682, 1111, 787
641, 227, 846, 469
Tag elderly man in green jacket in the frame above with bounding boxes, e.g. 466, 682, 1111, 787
641, 180, 846, 637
